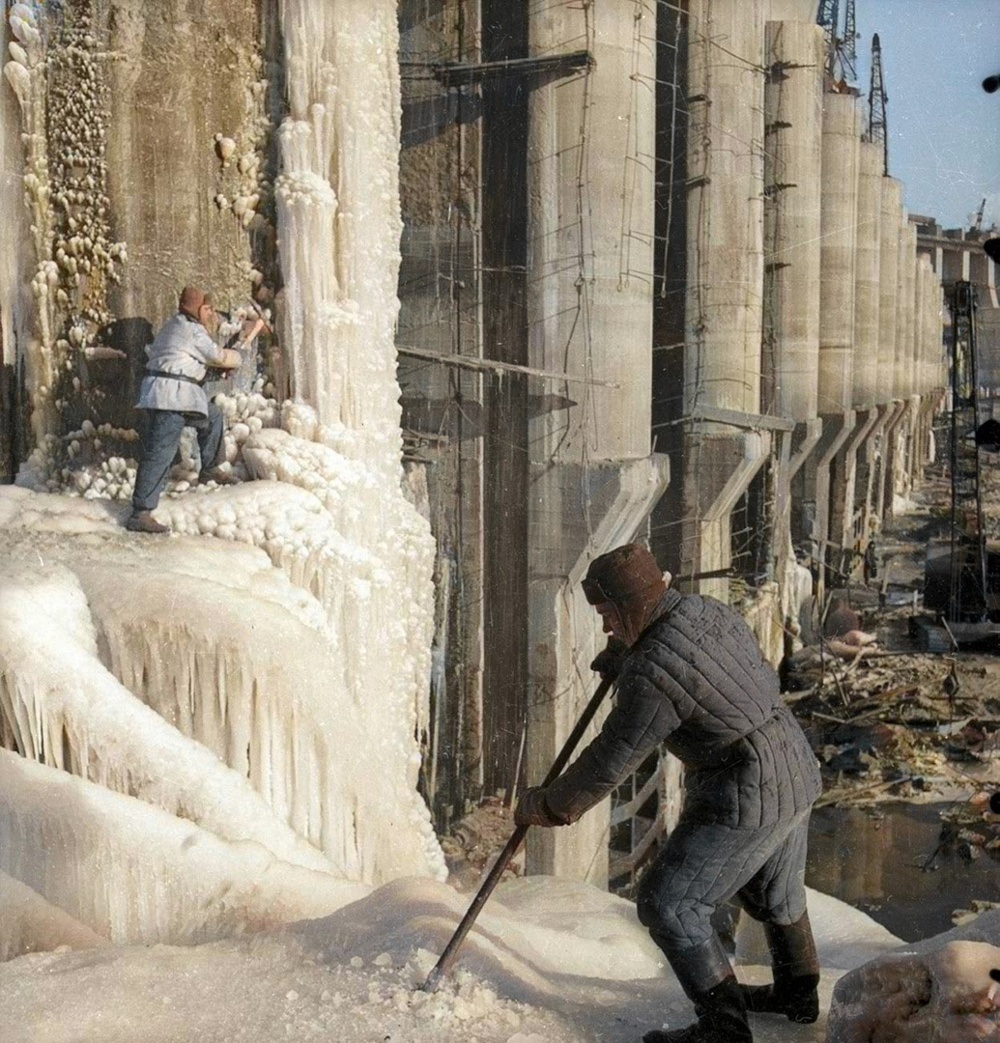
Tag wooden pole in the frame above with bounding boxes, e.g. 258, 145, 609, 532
422, 676, 613, 992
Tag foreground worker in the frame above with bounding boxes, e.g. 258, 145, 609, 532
515, 543, 822, 1043
126, 285, 264, 534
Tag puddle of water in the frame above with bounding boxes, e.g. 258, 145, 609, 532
806, 802, 1000, 942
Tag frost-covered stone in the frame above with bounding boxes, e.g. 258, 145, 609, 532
828, 939, 1000, 1042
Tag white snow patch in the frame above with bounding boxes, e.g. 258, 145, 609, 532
0, 876, 917, 1043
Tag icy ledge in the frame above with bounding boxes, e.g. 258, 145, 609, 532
0, 482, 442, 956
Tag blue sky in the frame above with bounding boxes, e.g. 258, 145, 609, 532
852, 0, 1000, 229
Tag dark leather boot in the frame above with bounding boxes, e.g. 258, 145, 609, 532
125, 510, 170, 534
643, 935, 752, 1043
643, 976, 752, 1042
198, 466, 240, 486
740, 911, 820, 1024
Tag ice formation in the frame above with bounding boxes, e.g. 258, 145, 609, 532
0, 882, 908, 1043
0, 561, 334, 874
0, 0, 441, 956
0, 749, 367, 946
3, 4, 126, 442
275, 0, 406, 474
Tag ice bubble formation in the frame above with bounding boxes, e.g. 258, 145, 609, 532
5, 4, 127, 442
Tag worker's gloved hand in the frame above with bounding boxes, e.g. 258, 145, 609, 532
590, 636, 629, 683
514, 786, 565, 828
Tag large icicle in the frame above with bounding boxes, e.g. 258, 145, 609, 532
0, 750, 368, 946
151, 477, 442, 883
275, 0, 405, 473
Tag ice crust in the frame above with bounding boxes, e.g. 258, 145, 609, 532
0, 749, 368, 946
0, 881, 914, 1043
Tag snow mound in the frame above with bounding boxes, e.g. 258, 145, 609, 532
0, 873, 916, 1043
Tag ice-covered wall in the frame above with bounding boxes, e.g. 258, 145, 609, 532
0, 0, 441, 956
275, 0, 405, 474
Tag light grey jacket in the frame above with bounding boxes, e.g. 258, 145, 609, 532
136, 313, 230, 416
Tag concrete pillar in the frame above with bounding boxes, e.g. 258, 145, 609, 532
809, 92, 860, 593
817, 95, 860, 417
911, 255, 929, 480
831, 140, 883, 563
685, 0, 764, 418
876, 178, 902, 405
885, 218, 919, 512
524, 0, 669, 882
852, 142, 882, 410
762, 20, 824, 603
677, 0, 768, 598
892, 220, 917, 403
763, 21, 824, 422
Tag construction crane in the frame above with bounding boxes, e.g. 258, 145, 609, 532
816, 0, 857, 87
972, 196, 987, 233
867, 33, 889, 175
947, 282, 989, 625
842, 0, 857, 80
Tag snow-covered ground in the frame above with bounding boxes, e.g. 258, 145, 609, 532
0, 881, 900, 1043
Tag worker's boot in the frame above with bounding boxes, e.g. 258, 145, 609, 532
125, 509, 170, 534
739, 912, 820, 1024
643, 936, 752, 1043
198, 466, 240, 486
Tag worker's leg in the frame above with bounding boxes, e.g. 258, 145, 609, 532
636, 818, 788, 1042
132, 409, 186, 512
736, 810, 820, 1024
193, 401, 225, 473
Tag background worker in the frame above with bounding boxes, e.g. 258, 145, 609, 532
126, 285, 264, 534
514, 542, 822, 1043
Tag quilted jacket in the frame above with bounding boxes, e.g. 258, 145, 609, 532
544, 588, 822, 828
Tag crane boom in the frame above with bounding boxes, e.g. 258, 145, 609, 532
842, 0, 857, 80
867, 34, 888, 175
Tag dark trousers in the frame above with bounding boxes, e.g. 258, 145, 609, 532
636, 809, 811, 961
132, 405, 224, 511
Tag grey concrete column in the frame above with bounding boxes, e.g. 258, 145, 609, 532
525, 0, 667, 881
808, 92, 860, 594
762, 20, 824, 602
852, 142, 882, 411
686, 0, 764, 418
876, 178, 902, 405
763, 20, 824, 422
675, 0, 768, 597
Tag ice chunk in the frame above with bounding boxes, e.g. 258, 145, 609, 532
829, 939, 1000, 1041
0, 871, 107, 961
0, 750, 368, 945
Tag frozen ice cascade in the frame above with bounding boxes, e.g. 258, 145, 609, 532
0, 0, 443, 958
